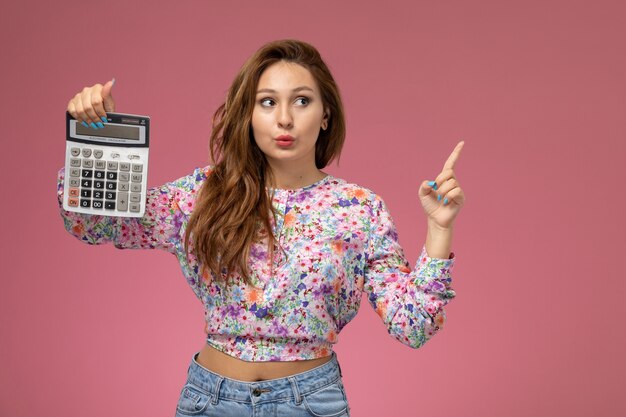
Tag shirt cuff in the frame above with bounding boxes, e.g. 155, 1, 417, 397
412, 245, 456, 298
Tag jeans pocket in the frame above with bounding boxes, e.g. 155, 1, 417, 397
176, 383, 212, 415
303, 379, 349, 417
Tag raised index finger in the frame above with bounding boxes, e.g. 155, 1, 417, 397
442, 140, 465, 170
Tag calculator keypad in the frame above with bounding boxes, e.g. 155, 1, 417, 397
68, 146, 145, 214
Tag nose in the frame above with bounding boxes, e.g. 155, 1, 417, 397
276, 104, 293, 129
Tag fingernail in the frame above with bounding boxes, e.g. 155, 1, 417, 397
81, 121, 89, 128
90, 122, 98, 129
433, 183, 438, 191
444, 198, 449, 205
111, 77, 116, 86
427, 181, 436, 187
101, 116, 107, 123
437, 194, 441, 201
96, 122, 104, 128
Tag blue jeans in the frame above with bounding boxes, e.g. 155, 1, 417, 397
175, 351, 350, 417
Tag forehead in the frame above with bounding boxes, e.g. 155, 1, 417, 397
257, 61, 320, 93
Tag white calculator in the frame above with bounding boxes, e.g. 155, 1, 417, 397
63, 111, 150, 217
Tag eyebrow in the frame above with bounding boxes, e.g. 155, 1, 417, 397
256, 86, 315, 94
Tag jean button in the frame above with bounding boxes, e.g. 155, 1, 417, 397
252, 388, 262, 396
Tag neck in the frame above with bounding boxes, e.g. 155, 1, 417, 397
266, 161, 326, 190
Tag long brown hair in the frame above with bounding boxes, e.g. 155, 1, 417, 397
184, 39, 346, 286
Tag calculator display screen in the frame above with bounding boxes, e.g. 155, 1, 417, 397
76, 123, 140, 140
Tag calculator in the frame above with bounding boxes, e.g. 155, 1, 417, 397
63, 111, 150, 217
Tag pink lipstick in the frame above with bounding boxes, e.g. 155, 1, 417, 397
275, 135, 294, 147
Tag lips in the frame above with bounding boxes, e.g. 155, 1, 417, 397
275, 135, 294, 147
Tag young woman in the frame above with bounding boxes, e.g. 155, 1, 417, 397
59, 39, 465, 417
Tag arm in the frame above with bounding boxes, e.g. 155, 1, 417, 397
363, 195, 456, 349
56, 166, 209, 253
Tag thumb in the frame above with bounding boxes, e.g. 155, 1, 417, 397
418, 180, 436, 198
101, 78, 116, 112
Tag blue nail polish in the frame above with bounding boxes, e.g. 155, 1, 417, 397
433, 184, 438, 191
427, 181, 436, 187
81, 121, 89, 128
96, 122, 104, 128
101, 116, 107, 123
444, 198, 449, 205
437, 194, 441, 201
90, 122, 98, 129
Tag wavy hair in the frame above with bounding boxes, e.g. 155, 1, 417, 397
184, 39, 346, 286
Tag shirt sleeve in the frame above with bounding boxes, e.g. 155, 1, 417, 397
56, 166, 208, 253
363, 194, 457, 349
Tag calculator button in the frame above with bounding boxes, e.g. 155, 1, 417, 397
69, 188, 79, 197
92, 200, 103, 209
80, 199, 91, 208
129, 202, 141, 213
131, 173, 142, 183
94, 170, 105, 179
119, 172, 130, 182
93, 149, 103, 159
119, 162, 131, 172
71, 147, 80, 157
69, 168, 80, 177
81, 169, 93, 178
82, 159, 93, 168
106, 182, 117, 190
117, 192, 129, 211
132, 163, 143, 173
95, 160, 106, 170
105, 191, 116, 200
93, 190, 104, 199
131, 183, 142, 193
107, 161, 118, 170
80, 189, 92, 198
118, 182, 129, 192
69, 178, 80, 187
94, 180, 104, 189
68, 198, 79, 207
106, 172, 118, 180
81, 179, 92, 188
70, 158, 81, 167
105, 201, 116, 210
81, 148, 92, 158
130, 193, 141, 203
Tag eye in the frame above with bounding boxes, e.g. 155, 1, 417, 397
260, 98, 275, 107
295, 97, 310, 106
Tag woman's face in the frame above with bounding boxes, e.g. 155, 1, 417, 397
251, 61, 327, 170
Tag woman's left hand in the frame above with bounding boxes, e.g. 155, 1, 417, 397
418, 141, 466, 230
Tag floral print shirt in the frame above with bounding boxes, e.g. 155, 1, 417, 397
57, 166, 456, 362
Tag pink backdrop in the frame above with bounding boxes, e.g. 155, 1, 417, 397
1, 0, 624, 416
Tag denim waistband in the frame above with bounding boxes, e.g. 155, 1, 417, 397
185, 351, 343, 405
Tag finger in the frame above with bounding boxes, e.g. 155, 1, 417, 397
442, 140, 465, 171
67, 100, 77, 119
80, 86, 104, 127
441, 187, 465, 206
418, 180, 437, 197
434, 178, 459, 200
73, 93, 91, 127
89, 83, 109, 124
433, 168, 456, 189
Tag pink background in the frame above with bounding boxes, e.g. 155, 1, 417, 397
1, 0, 624, 416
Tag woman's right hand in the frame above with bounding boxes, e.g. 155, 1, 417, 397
66, 79, 116, 129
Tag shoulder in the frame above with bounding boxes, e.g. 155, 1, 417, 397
165, 165, 214, 215
324, 175, 386, 210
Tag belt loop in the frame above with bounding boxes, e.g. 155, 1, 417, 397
211, 376, 224, 405
288, 377, 302, 406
